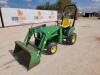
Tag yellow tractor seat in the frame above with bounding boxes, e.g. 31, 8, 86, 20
61, 18, 72, 28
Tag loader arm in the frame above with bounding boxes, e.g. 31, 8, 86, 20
24, 25, 46, 45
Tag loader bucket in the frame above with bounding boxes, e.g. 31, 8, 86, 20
13, 41, 40, 70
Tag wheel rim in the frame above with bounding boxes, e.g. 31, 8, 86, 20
72, 35, 76, 43
51, 46, 57, 54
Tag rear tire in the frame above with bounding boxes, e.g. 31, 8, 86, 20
46, 43, 57, 55
66, 33, 77, 45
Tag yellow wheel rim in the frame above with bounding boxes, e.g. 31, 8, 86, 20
51, 46, 57, 54
72, 35, 76, 43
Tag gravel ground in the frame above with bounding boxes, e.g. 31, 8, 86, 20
0, 18, 100, 75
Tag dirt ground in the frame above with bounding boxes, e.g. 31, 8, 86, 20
0, 18, 100, 75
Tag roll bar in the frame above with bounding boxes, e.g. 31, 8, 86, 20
61, 4, 77, 27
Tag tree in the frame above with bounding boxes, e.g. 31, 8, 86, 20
37, 2, 53, 10
36, 5, 44, 9
36, 0, 75, 13
57, 0, 77, 14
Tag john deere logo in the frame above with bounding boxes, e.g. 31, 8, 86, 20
51, 12, 54, 15
17, 10, 26, 20
12, 9, 26, 21
49, 12, 55, 19
34, 11, 43, 20
18, 10, 24, 17
38, 11, 42, 16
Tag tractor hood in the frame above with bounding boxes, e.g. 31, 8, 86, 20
38, 25, 60, 34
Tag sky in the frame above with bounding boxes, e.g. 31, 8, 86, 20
73, 0, 100, 12
0, 0, 100, 12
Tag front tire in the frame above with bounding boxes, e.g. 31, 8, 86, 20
66, 33, 77, 45
46, 43, 57, 55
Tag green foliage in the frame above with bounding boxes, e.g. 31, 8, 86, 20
57, 0, 71, 11
36, 0, 74, 10
36, 2, 54, 10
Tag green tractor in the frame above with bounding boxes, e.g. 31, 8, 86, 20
13, 4, 77, 69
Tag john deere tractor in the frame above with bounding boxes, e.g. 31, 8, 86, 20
13, 4, 77, 69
